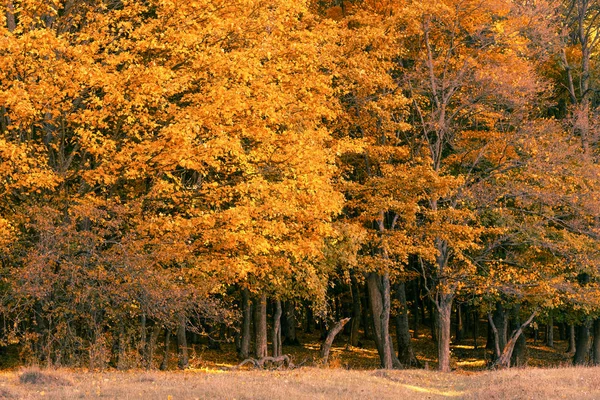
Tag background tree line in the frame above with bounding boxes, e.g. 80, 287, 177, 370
1, 0, 600, 372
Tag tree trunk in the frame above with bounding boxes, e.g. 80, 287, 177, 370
367, 272, 397, 369
254, 293, 268, 358
272, 300, 282, 357
573, 321, 591, 365
305, 301, 315, 333
546, 315, 554, 348
395, 282, 419, 367
412, 280, 420, 338
282, 301, 299, 345
147, 324, 161, 369
493, 310, 537, 369
160, 330, 171, 371
510, 305, 526, 367
492, 302, 509, 357
472, 309, 479, 350
429, 299, 438, 344
176, 315, 188, 369
362, 283, 372, 340
350, 276, 362, 347
320, 318, 350, 364
455, 304, 464, 343
567, 324, 576, 353
436, 294, 453, 372
240, 288, 252, 359
140, 314, 147, 360
592, 319, 600, 365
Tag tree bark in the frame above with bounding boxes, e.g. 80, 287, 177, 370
567, 324, 576, 353
160, 330, 171, 370
395, 282, 419, 367
546, 315, 554, 348
510, 305, 527, 367
240, 288, 252, 359
350, 275, 362, 347
254, 293, 268, 358
412, 280, 420, 338
320, 318, 350, 364
436, 294, 453, 372
147, 324, 161, 369
472, 309, 479, 350
573, 321, 591, 365
492, 302, 509, 356
593, 319, 600, 365
455, 304, 464, 343
367, 272, 398, 369
304, 301, 314, 333
272, 300, 282, 357
493, 310, 537, 369
282, 301, 299, 345
176, 315, 188, 369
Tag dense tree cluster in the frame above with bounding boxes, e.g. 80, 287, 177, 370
1, 0, 600, 371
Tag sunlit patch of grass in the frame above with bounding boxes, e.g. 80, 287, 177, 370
456, 359, 486, 368
399, 383, 464, 397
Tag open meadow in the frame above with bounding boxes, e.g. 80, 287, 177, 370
1, 366, 600, 400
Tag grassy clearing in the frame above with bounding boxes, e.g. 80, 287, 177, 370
2, 366, 600, 399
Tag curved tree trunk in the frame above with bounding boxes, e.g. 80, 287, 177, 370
320, 318, 350, 364
493, 310, 537, 369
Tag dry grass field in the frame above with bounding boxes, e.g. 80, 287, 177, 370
1, 366, 600, 399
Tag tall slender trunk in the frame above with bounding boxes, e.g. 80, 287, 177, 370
380, 272, 393, 369
176, 315, 188, 369
147, 324, 161, 369
272, 300, 282, 357
455, 304, 463, 342
254, 293, 268, 358
140, 314, 147, 360
472, 309, 479, 350
436, 294, 453, 372
282, 301, 299, 345
510, 305, 526, 367
160, 330, 171, 370
350, 275, 362, 347
567, 324, 576, 353
395, 282, 419, 367
240, 288, 252, 359
546, 315, 554, 348
367, 272, 397, 368
412, 280, 420, 338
